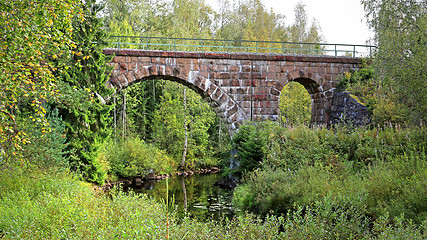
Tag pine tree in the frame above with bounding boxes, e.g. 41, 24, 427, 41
58, 0, 114, 184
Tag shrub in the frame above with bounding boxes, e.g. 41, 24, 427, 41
19, 106, 69, 170
233, 124, 427, 228
282, 194, 371, 239
232, 123, 267, 174
105, 137, 175, 178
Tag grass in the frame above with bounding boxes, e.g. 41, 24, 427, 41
1, 124, 426, 239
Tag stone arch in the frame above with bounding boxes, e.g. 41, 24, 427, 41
273, 69, 333, 125
108, 63, 248, 134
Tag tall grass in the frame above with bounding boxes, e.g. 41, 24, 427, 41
1, 166, 426, 239
233, 123, 427, 237
0, 166, 286, 239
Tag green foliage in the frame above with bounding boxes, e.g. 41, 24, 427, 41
336, 62, 409, 125
215, 0, 287, 44
232, 123, 267, 174
104, 137, 174, 177
337, 62, 375, 92
20, 106, 69, 170
279, 82, 312, 126
103, 0, 171, 36
2, 167, 426, 239
151, 81, 219, 169
55, 0, 114, 184
282, 194, 371, 239
362, 0, 427, 126
114, 80, 160, 140
262, 124, 335, 170
288, 1, 325, 54
0, 0, 80, 165
0, 169, 286, 239
233, 124, 427, 229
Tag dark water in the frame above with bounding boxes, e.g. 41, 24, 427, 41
129, 173, 238, 221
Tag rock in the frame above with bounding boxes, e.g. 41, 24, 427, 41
135, 178, 142, 186
330, 91, 371, 126
214, 178, 238, 190
146, 172, 156, 180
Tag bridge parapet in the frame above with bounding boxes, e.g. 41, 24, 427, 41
104, 48, 362, 132
108, 36, 375, 58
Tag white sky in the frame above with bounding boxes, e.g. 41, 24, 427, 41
205, 0, 374, 45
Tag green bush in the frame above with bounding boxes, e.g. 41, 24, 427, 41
262, 124, 336, 170
232, 123, 267, 174
233, 164, 341, 216
233, 124, 427, 228
282, 194, 371, 239
104, 137, 175, 178
19, 106, 69, 170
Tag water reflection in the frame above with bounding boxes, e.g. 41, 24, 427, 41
129, 173, 237, 221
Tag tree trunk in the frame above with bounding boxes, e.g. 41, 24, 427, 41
123, 91, 126, 141
180, 88, 188, 168
180, 177, 188, 212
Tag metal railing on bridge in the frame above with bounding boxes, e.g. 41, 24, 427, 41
108, 36, 376, 58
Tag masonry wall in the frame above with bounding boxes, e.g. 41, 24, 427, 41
105, 49, 361, 130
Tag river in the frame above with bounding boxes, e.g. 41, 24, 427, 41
128, 173, 238, 221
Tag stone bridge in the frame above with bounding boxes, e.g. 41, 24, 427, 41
104, 49, 362, 131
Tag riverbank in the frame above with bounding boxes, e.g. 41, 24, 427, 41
101, 166, 220, 191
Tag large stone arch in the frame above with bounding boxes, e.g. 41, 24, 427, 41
107, 61, 248, 134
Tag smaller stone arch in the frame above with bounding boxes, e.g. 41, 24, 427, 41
108, 62, 248, 135
272, 69, 334, 125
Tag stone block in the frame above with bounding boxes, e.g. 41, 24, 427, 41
125, 71, 135, 84
239, 73, 251, 79
252, 72, 265, 80
117, 74, 127, 87
206, 84, 218, 96
141, 56, 151, 63
119, 63, 128, 71
165, 66, 173, 76
242, 66, 251, 72
231, 79, 241, 87
270, 87, 280, 96
227, 104, 239, 116
231, 73, 239, 80
177, 58, 192, 65
229, 65, 240, 72
218, 93, 228, 105
148, 65, 158, 75
268, 72, 277, 80
129, 62, 137, 70
218, 72, 230, 79
135, 68, 144, 80
115, 56, 126, 63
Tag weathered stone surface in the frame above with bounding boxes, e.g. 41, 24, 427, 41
330, 91, 371, 126
105, 48, 363, 133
